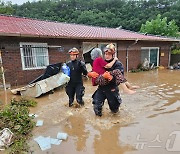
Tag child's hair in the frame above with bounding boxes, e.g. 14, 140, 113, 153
90, 48, 103, 60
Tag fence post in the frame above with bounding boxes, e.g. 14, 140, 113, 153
0, 50, 7, 90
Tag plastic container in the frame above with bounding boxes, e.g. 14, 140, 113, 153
61, 63, 70, 77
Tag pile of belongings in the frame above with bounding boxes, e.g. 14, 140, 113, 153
11, 63, 70, 97
169, 62, 180, 70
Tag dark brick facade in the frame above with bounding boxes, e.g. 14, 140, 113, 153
117, 40, 172, 70
1, 36, 81, 86
0, 36, 172, 86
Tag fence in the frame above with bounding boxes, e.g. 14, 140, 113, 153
170, 54, 180, 65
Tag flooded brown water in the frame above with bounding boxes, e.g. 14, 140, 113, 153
0, 69, 180, 154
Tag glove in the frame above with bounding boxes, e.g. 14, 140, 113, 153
102, 71, 113, 81
87, 71, 99, 78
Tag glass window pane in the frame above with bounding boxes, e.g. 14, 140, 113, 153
21, 43, 49, 69
141, 49, 149, 63
150, 48, 158, 66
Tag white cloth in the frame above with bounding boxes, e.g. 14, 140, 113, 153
83, 43, 97, 54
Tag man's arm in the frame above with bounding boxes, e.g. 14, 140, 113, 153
113, 60, 125, 76
104, 57, 118, 68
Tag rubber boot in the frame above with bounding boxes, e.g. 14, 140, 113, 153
69, 99, 74, 107
93, 105, 102, 117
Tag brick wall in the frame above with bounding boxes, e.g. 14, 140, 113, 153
140, 41, 171, 67
159, 44, 171, 66
0, 36, 172, 86
1, 36, 81, 86
117, 41, 141, 71
2, 49, 44, 86
117, 40, 172, 71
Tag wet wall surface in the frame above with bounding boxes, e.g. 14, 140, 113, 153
0, 69, 180, 154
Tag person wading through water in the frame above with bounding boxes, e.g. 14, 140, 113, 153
65, 47, 88, 107
90, 43, 138, 116
88, 47, 136, 94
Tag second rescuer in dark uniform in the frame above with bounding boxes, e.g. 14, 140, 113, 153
92, 44, 124, 116
66, 47, 88, 107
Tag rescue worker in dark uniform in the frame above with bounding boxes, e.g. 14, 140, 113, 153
92, 44, 124, 116
66, 47, 88, 107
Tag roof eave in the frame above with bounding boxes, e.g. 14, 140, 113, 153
0, 33, 179, 42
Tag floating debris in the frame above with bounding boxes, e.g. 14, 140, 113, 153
29, 114, 39, 118
34, 133, 66, 151
0, 128, 13, 150
36, 120, 44, 127
57, 132, 68, 140
34, 136, 51, 151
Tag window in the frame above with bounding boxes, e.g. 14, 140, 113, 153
20, 43, 49, 70
141, 47, 159, 66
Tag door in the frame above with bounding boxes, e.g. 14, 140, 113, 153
150, 48, 159, 66
141, 47, 159, 66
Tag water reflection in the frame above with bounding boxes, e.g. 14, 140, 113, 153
0, 69, 180, 154
64, 116, 89, 151
94, 125, 134, 154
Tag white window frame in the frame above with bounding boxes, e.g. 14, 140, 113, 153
141, 47, 159, 66
20, 42, 49, 70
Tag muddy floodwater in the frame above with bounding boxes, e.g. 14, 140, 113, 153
0, 69, 180, 154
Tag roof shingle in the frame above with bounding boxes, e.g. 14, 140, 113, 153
0, 15, 179, 42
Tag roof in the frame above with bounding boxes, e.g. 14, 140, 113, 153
0, 15, 179, 42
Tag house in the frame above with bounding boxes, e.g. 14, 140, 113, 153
0, 15, 179, 86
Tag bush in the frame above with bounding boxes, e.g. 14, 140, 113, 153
0, 98, 37, 153
137, 63, 143, 69
10, 98, 37, 107
129, 68, 141, 73
171, 49, 180, 54
129, 63, 150, 73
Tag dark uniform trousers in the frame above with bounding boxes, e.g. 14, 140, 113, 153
65, 59, 87, 106
66, 82, 85, 105
92, 59, 124, 116
92, 86, 122, 116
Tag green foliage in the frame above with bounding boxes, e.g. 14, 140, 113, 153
171, 43, 180, 54
10, 98, 37, 107
0, 98, 37, 153
9, 138, 29, 154
130, 63, 150, 73
0, 0, 14, 14
171, 49, 180, 54
0, 0, 179, 33
140, 14, 179, 37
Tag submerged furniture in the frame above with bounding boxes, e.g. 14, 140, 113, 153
11, 63, 70, 97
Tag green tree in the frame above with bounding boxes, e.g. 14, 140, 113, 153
0, 0, 178, 33
140, 14, 179, 37
0, 0, 14, 14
